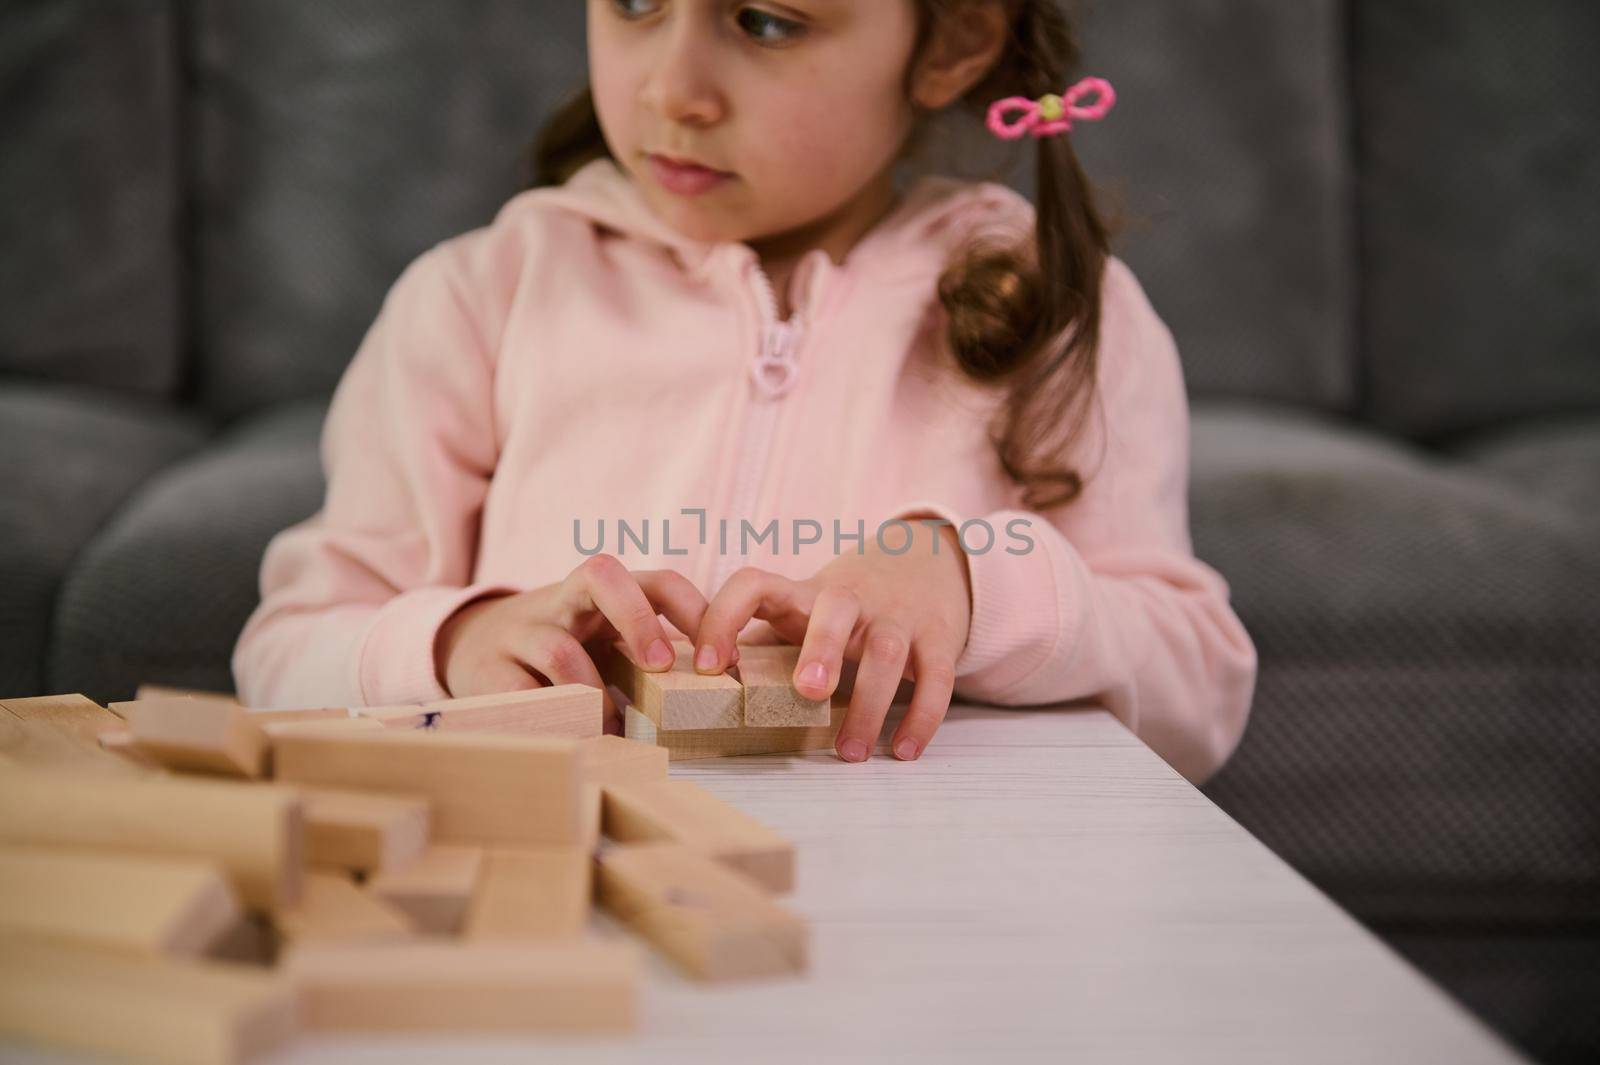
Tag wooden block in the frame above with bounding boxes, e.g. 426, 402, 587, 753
734, 644, 831, 727
596, 842, 807, 981
274, 871, 416, 945
282, 939, 637, 1033
622, 694, 847, 760
0, 845, 240, 958
463, 847, 592, 941
0, 933, 295, 1065
122, 697, 271, 779
387, 684, 605, 739
599, 639, 742, 730
208, 913, 278, 966
602, 778, 794, 893
273, 730, 586, 847
247, 707, 350, 724
2, 693, 127, 746
132, 684, 242, 705
0, 706, 149, 775
0, 767, 303, 911
259, 716, 385, 738
300, 787, 430, 876
578, 733, 669, 789
366, 845, 485, 934
97, 725, 168, 769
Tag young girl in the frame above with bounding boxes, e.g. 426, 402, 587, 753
233, 0, 1258, 786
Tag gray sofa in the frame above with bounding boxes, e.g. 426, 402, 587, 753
3, 2, 1595, 1061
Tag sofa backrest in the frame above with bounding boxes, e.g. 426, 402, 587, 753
1075, 0, 1356, 415
188, 0, 589, 420
0, 0, 183, 400
1353, 0, 1600, 443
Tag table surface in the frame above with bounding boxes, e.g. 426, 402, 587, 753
7, 703, 1527, 1065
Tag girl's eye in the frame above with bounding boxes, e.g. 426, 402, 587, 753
605, 0, 806, 47
608, 0, 659, 19
736, 7, 807, 46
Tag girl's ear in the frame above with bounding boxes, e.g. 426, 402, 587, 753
909, 1, 1011, 111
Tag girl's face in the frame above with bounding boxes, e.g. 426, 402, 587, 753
587, 0, 922, 247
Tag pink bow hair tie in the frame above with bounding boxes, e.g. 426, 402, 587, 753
986, 76, 1117, 140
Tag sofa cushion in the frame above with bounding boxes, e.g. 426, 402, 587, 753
1447, 414, 1600, 535
1073, 0, 1354, 412
1355, 0, 1600, 441
49, 398, 328, 701
0, 383, 208, 699
0, 0, 182, 397
1189, 401, 1600, 928
190, 0, 589, 420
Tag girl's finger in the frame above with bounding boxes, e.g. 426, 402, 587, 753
834, 621, 912, 763
792, 584, 861, 700
888, 637, 958, 761
456, 654, 545, 700
510, 624, 619, 728
632, 569, 712, 653
569, 554, 678, 672
693, 567, 808, 674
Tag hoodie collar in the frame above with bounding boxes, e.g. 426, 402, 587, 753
529, 156, 1036, 290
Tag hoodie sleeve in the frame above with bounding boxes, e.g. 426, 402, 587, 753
891, 258, 1258, 786
232, 242, 521, 710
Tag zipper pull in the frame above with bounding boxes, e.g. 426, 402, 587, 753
751, 318, 802, 399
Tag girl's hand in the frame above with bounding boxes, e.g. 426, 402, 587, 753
692, 515, 972, 762
433, 554, 710, 732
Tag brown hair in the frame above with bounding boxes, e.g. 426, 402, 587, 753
526, 0, 1116, 512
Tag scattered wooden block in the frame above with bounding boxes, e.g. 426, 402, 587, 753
122, 698, 272, 779
274, 730, 587, 847
208, 913, 278, 966
274, 871, 416, 945
621, 692, 847, 760
0, 767, 304, 911
1, 693, 128, 747
0, 845, 240, 958
300, 788, 430, 876
596, 842, 807, 981
246, 707, 351, 724
734, 644, 830, 727
0, 934, 296, 1065
463, 847, 592, 941
370, 684, 604, 739
599, 639, 742, 730
601, 778, 794, 893
0, 706, 149, 775
259, 716, 385, 738
282, 939, 637, 1033
366, 845, 485, 935
96, 725, 167, 769
132, 684, 242, 705
578, 734, 669, 789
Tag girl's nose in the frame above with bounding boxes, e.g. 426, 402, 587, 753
638, 23, 727, 127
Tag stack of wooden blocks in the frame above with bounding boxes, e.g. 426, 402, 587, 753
0, 641, 835, 1065
602, 637, 845, 758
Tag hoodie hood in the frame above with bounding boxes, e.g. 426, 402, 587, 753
524, 156, 1038, 286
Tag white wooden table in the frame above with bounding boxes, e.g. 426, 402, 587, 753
7, 703, 1528, 1064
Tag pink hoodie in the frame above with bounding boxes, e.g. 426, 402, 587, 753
233, 156, 1258, 785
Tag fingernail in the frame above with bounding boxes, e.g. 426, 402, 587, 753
800, 662, 827, 690
695, 644, 718, 671
894, 738, 920, 761
840, 739, 869, 763
646, 639, 674, 669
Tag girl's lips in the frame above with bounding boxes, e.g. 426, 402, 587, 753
647, 154, 733, 197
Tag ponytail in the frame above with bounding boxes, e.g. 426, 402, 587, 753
925, 0, 1117, 511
